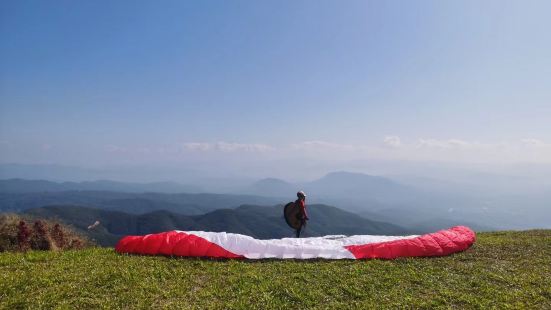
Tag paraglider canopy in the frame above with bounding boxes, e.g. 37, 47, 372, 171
115, 226, 476, 260
283, 202, 302, 229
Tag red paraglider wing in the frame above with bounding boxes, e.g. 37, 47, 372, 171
116, 226, 475, 260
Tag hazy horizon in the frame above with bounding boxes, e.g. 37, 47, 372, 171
2, 159, 550, 186
2, 0, 551, 171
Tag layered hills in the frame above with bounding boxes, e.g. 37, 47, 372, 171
24, 204, 409, 246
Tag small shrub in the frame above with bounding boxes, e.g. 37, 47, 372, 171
31, 220, 52, 251
17, 221, 31, 251
0, 214, 93, 252
0, 214, 20, 252
51, 223, 65, 248
69, 239, 83, 249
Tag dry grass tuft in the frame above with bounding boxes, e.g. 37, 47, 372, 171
0, 213, 93, 252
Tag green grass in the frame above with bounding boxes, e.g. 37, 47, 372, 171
1, 230, 550, 309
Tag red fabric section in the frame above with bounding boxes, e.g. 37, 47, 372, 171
115, 235, 141, 253
172, 234, 192, 256
115, 231, 244, 258
295, 199, 307, 218
116, 236, 144, 253
157, 231, 186, 256
142, 233, 165, 255
345, 226, 476, 259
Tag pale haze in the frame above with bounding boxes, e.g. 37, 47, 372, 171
1, 0, 551, 180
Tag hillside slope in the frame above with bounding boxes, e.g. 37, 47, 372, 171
23, 204, 408, 246
1, 230, 549, 309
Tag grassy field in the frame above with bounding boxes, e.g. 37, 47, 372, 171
1, 230, 550, 309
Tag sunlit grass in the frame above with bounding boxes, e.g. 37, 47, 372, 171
1, 230, 550, 309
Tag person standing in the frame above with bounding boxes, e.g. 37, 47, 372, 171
295, 191, 308, 237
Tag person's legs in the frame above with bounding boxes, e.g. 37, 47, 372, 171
296, 219, 306, 238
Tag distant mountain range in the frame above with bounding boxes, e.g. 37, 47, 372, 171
241, 171, 417, 203
3, 174, 550, 231
0, 178, 203, 194
239, 172, 421, 214
0, 174, 418, 213
1, 175, 413, 217
1, 172, 418, 204
242, 172, 551, 231
0, 190, 281, 215
24, 204, 410, 246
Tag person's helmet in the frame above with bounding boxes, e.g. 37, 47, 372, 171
297, 191, 306, 198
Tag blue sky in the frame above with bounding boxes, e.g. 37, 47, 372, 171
1, 0, 550, 168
